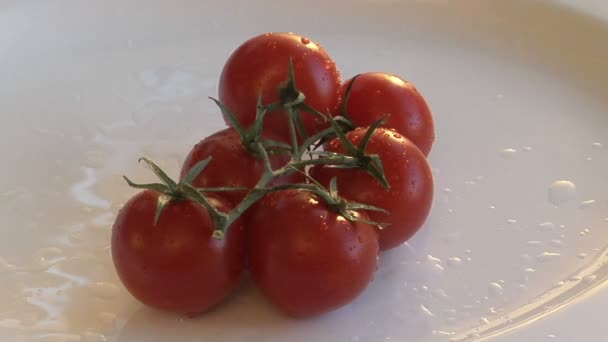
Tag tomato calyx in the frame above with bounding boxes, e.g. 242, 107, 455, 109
327, 115, 391, 190
272, 177, 389, 227
265, 59, 330, 156
123, 157, 243, 236
210, 97, 292, 159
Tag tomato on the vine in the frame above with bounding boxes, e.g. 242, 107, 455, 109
179, 128, 299, 204
311, 127, 434, 251
111, 190, 245, 315
219, 32, 342, 143
247, 189, 379, 317
339, 72, 435, 156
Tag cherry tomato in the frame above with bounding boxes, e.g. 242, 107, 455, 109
247, 189, 379, 317
179, 128, 299, 204
340, 72, 435, 156
219, 32, 341, 143
111, 190, 245, 315
311, 127, 434, 250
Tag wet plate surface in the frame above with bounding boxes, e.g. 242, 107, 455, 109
1, 0, 608, 341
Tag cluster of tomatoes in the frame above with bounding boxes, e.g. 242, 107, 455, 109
111, 32, 435, 318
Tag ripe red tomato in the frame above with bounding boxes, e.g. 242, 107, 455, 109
179, 128, 299, 204
247, 189, 379, 317
311, 127, 434, 251
219, 32, 341, 143
339, 72, 435, 156
111, 190, 245, 315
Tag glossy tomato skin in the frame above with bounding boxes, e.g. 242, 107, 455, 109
179, 128, 299, 204
248, 189, 379, 317
219, 32, 341, 143
311, 127, 434, 251
111, 190, 245, 315
340, 72, 435, 156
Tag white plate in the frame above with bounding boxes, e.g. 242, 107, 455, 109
1, 1, 607, 341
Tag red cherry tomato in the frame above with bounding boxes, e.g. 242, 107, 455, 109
111, 190, 245, 315
311, 127, 434, 250
248, 189, 379, 317
340, 72, 435, 156
179, 128, 299, 204
219, 32, 341, 143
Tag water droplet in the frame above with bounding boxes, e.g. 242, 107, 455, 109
87, 282, 120, 300
489, 282, 504, 296
527, 240, 542, 246
300, 37, 310, 44
550, 239, 563, 248
488, 205, 497, 210
82, 332, 107, 342
501, 148, 517, 158
507, 219, 518, 224
584, 275, 598, 284
592, 142, 603, 149
579, 228, 591, 236
536, 252, 561, 262
91, 212, 115, 227
538, 221, 555, 231
522, 146, 533, 152
577, 253, 587, 259
420, 304, 435, 317
70, 167, 110, 209
570, 276, 583, 281
546, 334, 557, 339
524, 267, 536, 273
480, 317, 490, 324
433, 289, 448, 298
553, 281, 565, 289
580, 200, 596, 209
25, 257, 55, 272
447, 257, 462, 266
433, 264, 445, 272
427, 255, 441, 264
548, 180, 577, 205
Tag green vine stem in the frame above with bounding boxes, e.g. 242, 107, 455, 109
123, 61, 392, 239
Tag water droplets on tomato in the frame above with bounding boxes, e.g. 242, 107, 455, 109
301, 37, 310, 45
